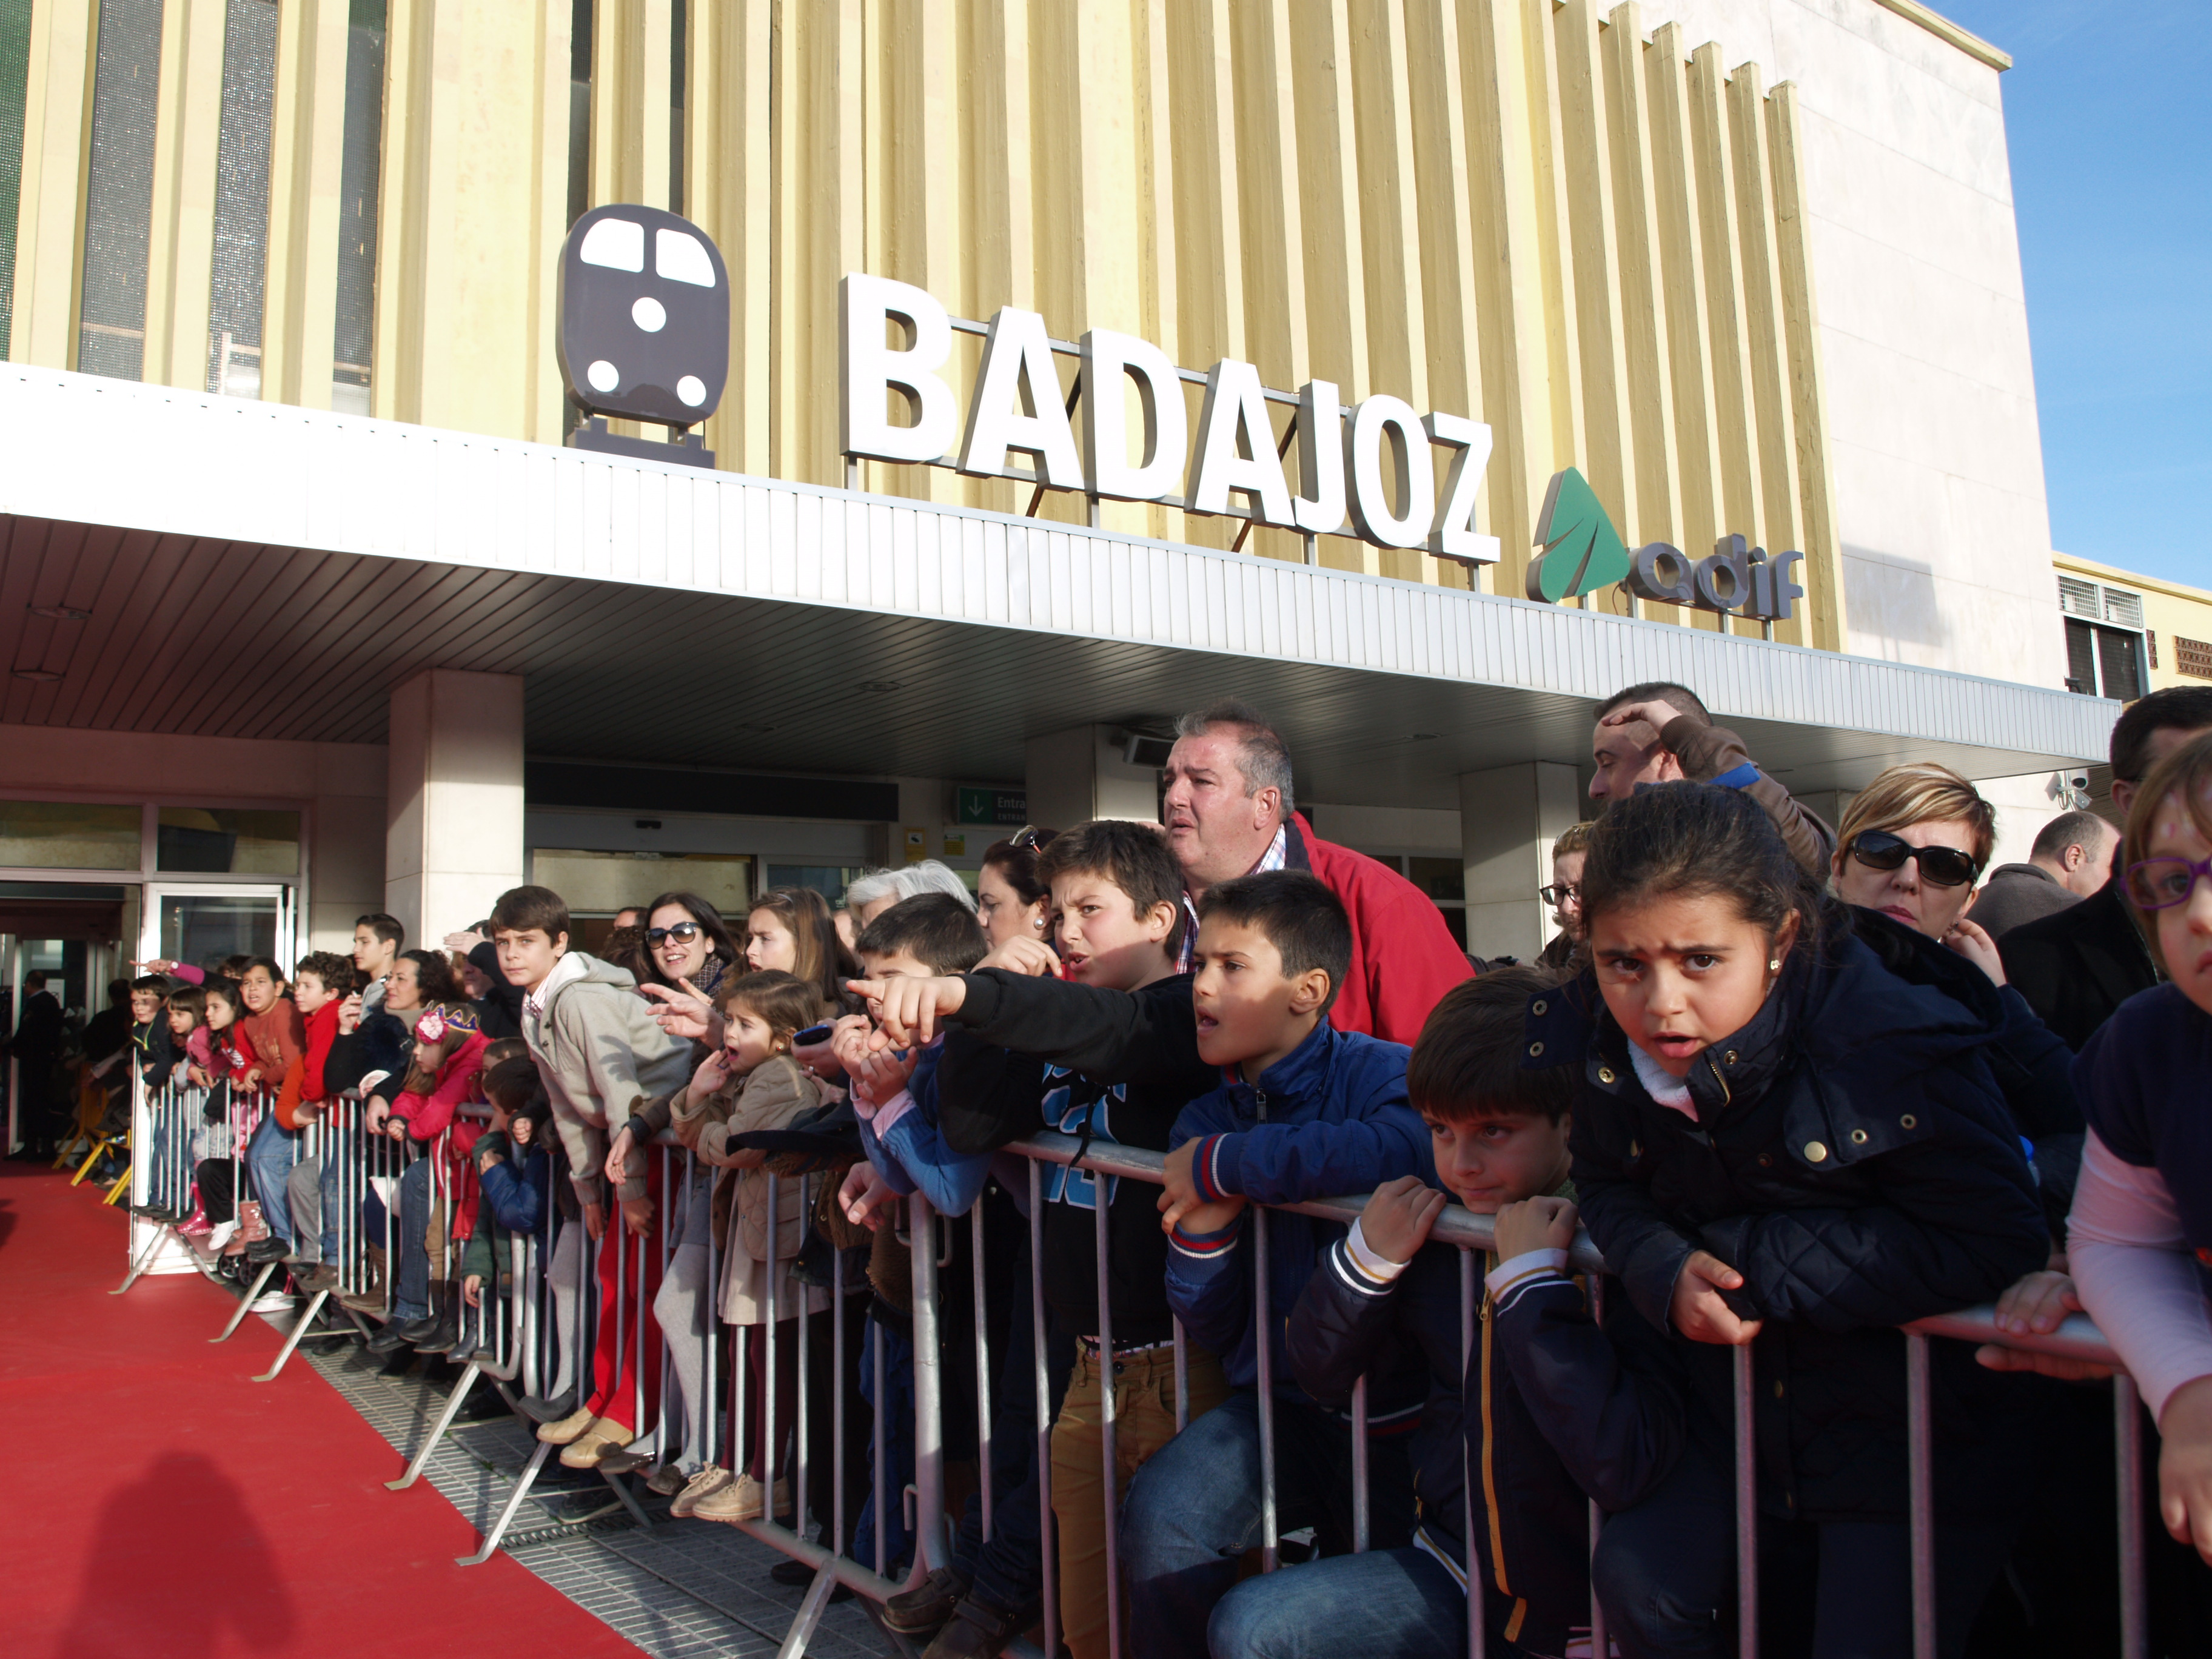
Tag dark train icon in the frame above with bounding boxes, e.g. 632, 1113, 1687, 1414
556, 204, 730, 430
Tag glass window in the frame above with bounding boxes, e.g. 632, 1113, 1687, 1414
530, 849, 754, 919
157, 808, 301, 874
157, 892, 278, 968
1406, 857, 1466, 903
767, 865, 871, 906
0, 800, 141, 868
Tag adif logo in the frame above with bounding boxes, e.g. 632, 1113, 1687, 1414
1524, 468, 1631, 603
1524, 466, 1807, 624
557, 204, 730, 429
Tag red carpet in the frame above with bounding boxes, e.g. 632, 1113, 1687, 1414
0, 1163, 644, 1659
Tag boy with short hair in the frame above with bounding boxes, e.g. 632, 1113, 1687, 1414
851, 819, 1227, 1659
127, 975, 175, 1096
352, 913, 404, 1013
492, 884, 693, 1467
275, 952, 360, 1289
1121, 869, 1434, 1659
1208, 967, 1686, 1659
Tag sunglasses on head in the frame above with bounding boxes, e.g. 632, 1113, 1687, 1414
1848, 830, 1978, 889
646, 920, 703, 946
1009, 825, 1054, 853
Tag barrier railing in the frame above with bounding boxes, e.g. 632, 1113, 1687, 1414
110, 1084, 2147, 1659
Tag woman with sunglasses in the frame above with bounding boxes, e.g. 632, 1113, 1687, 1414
1831, 765, 2082, 1218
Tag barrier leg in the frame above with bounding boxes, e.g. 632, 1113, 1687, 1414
72, 1137, 108, 1185
776, 1561, 843, 1659
113, 1227, 168, 1295
386, 1360, 485, 1490
457, 1439, 556, 1567
213, 1261, 282, 1342
1734, 1343, 1758, 1659
104, 1160, 132, 1205
254, 1288, 335, 1382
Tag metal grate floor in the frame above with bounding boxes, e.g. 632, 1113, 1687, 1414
302, 1336, 897, 1658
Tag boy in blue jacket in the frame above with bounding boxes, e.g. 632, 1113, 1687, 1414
1213, 967, 1688, 1659
1122, 871, 1433, 1659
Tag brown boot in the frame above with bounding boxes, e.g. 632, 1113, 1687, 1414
339, 1244, 387, 1312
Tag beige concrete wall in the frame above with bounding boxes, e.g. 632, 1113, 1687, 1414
1634, 1, 2062, 689
384, 669, 526, 948
0, 722, 386, 953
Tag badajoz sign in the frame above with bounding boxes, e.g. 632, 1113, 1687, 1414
838, 273, 1500, 566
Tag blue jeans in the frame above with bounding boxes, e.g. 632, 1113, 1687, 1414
854, 1319, 916, 1573
363, 1157, 434, 1321
1207, 1545, 1469, 1659
1124, 1390, 1416, 1659
245, 1114, 300, 1245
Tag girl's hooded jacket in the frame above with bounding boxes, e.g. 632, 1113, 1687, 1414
1539, 925, 2049, 1524
391, 1026, 492, 1238
669, 1053, 825, 1257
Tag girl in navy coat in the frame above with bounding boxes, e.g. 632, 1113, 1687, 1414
1542, 783, 2047, 1658
2069, 732, 2212, 1573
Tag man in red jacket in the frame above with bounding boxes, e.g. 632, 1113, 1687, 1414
1161, 700, 1472, 1045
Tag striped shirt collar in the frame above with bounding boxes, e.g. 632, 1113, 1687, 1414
1176, 823, 1290, 971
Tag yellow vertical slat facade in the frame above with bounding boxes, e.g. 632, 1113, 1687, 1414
3, 0, 1846, 649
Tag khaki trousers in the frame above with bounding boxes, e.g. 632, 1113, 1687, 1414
1050, 1342, 1230, 1659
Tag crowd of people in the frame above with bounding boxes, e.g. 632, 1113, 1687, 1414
101, 683, 2212, 1659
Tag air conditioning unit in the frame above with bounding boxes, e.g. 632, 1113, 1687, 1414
1121, 731, 1175, 768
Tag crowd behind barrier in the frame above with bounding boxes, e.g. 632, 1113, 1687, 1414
75, 685, 2212, 1659
111, 1070, 2151, 1659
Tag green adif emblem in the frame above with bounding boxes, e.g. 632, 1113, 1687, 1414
1524, 468, 1631, 603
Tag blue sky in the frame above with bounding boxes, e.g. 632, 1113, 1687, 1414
1934, 1, 2209, 588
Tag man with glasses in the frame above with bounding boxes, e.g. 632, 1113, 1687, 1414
1587, 680, 1832, 878
2003, 687, 2212, 1049
1535, 820, 1590, 973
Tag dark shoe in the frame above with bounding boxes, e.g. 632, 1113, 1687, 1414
516, 1389, 577, 1425
130, 1202, 175, 1221
883, 1564, 971, 1637
247, 1237, 292, 1265
365, 1320, 417, 1355
412, 1315, 460, 1353
921, 1590, 1034, 1659
768, 1555, 855, 1601
395, 1313, 441, 1343
298, 1264, 340, 1294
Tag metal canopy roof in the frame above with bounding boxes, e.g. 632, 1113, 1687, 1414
0, 367, 2111, 809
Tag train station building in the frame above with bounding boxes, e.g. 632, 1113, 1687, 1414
0, 0, 2111, 1057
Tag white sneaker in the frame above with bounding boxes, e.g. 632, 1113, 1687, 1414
250, 1293, 296, 1316
202, 1221, 237, 1253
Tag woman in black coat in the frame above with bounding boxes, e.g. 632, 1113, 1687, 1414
1531, 783, 2048, 1659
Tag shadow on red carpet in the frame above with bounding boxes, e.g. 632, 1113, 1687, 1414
0, 1163, 644, 1659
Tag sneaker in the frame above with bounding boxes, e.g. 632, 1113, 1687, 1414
694, 1472, 789, 1524
883, 1564, 973, 1637
250, 1293, 295, 1316
671, 1466, 733, 1518
535, 1406, 600, 1446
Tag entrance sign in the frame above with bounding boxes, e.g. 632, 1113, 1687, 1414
840, 274, 1501, 568
1524, 466, 1805, 624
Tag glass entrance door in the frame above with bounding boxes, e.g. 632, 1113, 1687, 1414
139, 883, 295, 973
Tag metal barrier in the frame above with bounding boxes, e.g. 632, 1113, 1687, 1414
112, 1081, 2149, 1659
